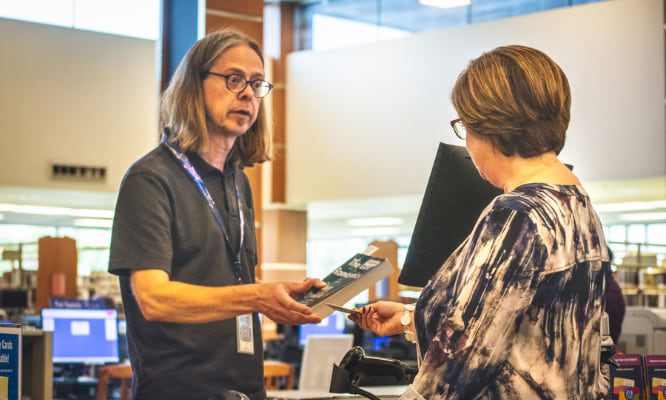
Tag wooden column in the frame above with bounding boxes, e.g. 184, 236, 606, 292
206, 0, 264, 43
368, 240, 401, 301
261, 208, 307, 283
260, 208, 307, 339
258, 3, 309, 289
36, 236, 77, 311
264, 2, 295, 204
259, 0, 302, 322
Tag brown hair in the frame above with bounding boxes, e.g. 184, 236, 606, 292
451, 45, 570, 158
159, 28, 272, 167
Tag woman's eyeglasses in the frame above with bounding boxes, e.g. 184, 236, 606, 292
450, 118, 466, 140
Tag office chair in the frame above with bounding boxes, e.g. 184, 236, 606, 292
263, 360, 295, 390
96, 364, 132, 400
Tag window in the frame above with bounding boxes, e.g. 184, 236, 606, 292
627, 224, 646, 244
607, 225, 626, 243
0, 224, 110, 276
647, 224, 666, 245
296, 0, 610, 51
311, 14, 409, 51
0, 0, 159, 39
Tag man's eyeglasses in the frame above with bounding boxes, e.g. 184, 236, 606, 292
206, 72, 273, 98
450, 118, 466, 140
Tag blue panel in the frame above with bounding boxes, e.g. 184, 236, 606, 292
163, 0, 200, 81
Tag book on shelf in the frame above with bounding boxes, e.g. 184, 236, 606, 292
296, 248, 395, 318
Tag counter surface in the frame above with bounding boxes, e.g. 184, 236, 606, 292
267, 385, 407, 400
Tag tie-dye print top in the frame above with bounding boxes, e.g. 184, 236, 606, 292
407, 183, 610, 400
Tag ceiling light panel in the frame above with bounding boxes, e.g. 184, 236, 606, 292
419, 0, 471, 9
346, 217, 403, 227
73, 218, 114, 228
595, 200, 666, 212
618, 212, 666, 222
349, 227, 401, 237
0, 203, 113, 219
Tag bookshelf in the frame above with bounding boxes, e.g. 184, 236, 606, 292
610, 241, 666, 308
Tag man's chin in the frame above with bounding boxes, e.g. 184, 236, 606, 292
231, 120, 253, 135
217, 125, 250, 138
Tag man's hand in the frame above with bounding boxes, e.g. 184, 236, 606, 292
255, 278, 325, 325
130, 269, 326, 325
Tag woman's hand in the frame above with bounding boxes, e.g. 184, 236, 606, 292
348, 301, 408, 337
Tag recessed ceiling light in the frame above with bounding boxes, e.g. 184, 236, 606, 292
420, 0, 471, 9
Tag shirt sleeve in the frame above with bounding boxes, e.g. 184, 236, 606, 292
108, 171, 174, 276
412, 206, 548, 399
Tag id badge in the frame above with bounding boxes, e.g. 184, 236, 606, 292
236, 314, 254, 355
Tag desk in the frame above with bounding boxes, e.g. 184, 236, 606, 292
267, 385, 406, 400
23, 329, 53, 400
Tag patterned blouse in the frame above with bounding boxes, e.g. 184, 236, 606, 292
405, 183, 610, 400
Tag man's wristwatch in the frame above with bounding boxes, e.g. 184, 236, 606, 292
401, 304, 416, 343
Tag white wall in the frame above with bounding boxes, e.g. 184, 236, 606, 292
0, 18, 157, 194
286, 0, 665, 204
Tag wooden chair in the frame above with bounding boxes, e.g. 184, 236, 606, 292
96, 364, 133, 400
263, 360, 295, 390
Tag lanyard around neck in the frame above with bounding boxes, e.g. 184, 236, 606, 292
164, 141, 246, 284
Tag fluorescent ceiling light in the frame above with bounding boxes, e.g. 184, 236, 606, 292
349, 227, 400, 236
618, 212, 666, 222
0, 203, 113, 219
420, 0, 471, 9
347, 217, 403, 227
594, 200, 666, 213
73, 218, 114, 228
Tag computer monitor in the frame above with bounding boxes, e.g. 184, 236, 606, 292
298, 311, 346, 346
118, 319, 129, 362
41, 308, 120, 364
399, 142, 573, 288
299, 334, 354, 392
399, 143, 503, 287
1, 289, 28, 309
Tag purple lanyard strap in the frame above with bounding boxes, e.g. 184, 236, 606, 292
165, 142, 246, 284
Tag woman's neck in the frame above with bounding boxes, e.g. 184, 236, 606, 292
500, 152, 579, 192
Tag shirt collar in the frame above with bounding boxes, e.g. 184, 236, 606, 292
187, 151, 229, 177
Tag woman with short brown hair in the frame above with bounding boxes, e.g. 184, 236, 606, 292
352, 45, 610, 400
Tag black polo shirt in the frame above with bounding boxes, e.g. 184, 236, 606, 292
109, 143, 264, 400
